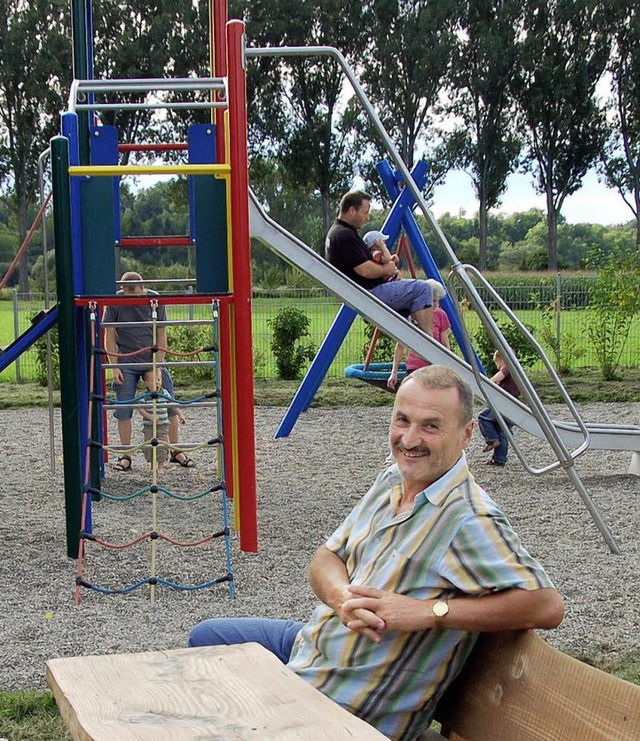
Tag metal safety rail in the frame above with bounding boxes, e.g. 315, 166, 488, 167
244, 43, 640, 554
249, 193, 623, 555
69, 77, 227, 113
449, 265, 591, 476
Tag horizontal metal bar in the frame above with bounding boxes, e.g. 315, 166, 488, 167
107, 441, 213, 450
76, 101, 226, 111
103, 361, 216, 369
114, 278, 195, 285
69, 164, 230, 176
103, 402, 219, 411
101, 319, 213, 328
75, 77, 225, 92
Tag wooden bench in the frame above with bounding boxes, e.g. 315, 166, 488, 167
433, 630, 640, 741
47, 631, 640, 741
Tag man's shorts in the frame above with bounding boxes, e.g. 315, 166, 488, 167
112, 367, 177, 421
370, 278, 432, 316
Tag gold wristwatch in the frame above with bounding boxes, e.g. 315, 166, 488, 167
432, 599, 449, 625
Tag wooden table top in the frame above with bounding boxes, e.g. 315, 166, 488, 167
46, 642, 388, 740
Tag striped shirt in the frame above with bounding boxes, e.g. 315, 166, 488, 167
287, 454, 554, 740
140, 390, 171, 427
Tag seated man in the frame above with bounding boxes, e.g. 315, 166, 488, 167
189, 366, 564, 741
325, 190, 434, 336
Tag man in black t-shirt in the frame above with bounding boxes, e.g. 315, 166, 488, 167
325, 190, 434, 336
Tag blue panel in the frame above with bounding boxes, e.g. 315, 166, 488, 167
90, 125, 120, 243
61, 113, 85, 293
188, 123, 218, 243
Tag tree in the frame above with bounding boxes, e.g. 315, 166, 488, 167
511, 0, 613, 270
443, 0, 523, 270
237, 0, 369, 233
359, 0, 456, 182
598, 3, 640, 250
0, 0, 71, 293
91, 0, 210, 150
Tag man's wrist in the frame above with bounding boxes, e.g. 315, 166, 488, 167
431, 598, 450, 627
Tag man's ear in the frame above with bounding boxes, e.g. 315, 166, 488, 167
461, 420, 474, 449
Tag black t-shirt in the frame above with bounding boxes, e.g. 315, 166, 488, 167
325, 219, 385, 290
103, 290, 167, 365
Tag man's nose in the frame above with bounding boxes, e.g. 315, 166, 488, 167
401, 424, 423, 449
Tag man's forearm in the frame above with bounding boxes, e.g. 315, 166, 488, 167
308, 546, 351, 611
104, 328, 118, 364
343, 585, 564, 634
156, 327, 167, 364
442, 588, 564, 632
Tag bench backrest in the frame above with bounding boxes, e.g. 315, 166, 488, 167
434, 630, 640, 741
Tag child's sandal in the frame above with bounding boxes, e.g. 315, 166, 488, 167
170, 452, 195, 468
114, 454, 132, 471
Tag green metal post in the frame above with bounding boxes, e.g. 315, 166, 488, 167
51, 136, 83, 559
70, 0, 90, 165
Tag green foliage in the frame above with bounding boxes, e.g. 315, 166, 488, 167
472, 316, 539, 372
32, 319, 59, 389
267, 307, 316, 380
166, 323, 217, 386
361, 320, 396, 363
536, 299, 586, 375
584, 247, 640, 380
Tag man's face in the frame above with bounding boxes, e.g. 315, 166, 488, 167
122, 283, 145, 295
389, 379, 473, 494
348, 200, 371, 229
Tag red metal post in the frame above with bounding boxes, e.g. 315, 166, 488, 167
218, 301, 235, 503
226, 19, 258, 552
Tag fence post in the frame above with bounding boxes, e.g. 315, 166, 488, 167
556, 272, 561, 369
12, 289, 21, 382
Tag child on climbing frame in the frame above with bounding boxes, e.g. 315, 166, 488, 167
138, 369, 183, 475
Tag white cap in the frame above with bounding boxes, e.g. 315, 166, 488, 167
363, 230, 390, 247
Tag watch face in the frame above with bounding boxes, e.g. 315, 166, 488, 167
433, 600, 449, 618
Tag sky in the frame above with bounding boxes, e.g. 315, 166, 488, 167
430, 168, 634, 226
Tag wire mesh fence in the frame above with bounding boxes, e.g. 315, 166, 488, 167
1, 281, 639, 384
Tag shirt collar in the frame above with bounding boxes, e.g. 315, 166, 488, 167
388, 453, 470, 511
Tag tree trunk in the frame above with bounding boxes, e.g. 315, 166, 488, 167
321, 189, 333, 239
17, 195, 29, 295
546, 187, 558, 272
478, 191, 488, 271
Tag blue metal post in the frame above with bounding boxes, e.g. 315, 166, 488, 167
273, 305, 357, 438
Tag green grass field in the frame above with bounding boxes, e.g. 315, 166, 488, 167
2, 296, 639, 383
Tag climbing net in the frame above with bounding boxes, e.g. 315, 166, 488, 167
74, 299, 234, 603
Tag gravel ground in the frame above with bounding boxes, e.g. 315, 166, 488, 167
0, 401, 638, 692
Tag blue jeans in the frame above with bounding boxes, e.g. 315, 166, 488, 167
188, 617, 304, 664
112, 366, 176, 420
370, 278, 432, 316
477, 407, 514, 464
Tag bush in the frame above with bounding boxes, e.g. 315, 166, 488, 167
472, 316, 539, 372
267, 307, 316, 380
535, 299, 585, 375
166, 323, 217, 386
584, 248, 640, 380
361, 320, 396, 362
33, 320, 59, 388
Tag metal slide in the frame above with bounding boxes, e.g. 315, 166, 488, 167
0, 306, 58, 373
249, 194, 640, 455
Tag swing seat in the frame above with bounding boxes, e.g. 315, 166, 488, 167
344, 362, 407, 392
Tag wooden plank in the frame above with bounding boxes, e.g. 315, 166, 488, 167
46, 642, 388, 740
435, 630, 640, 741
